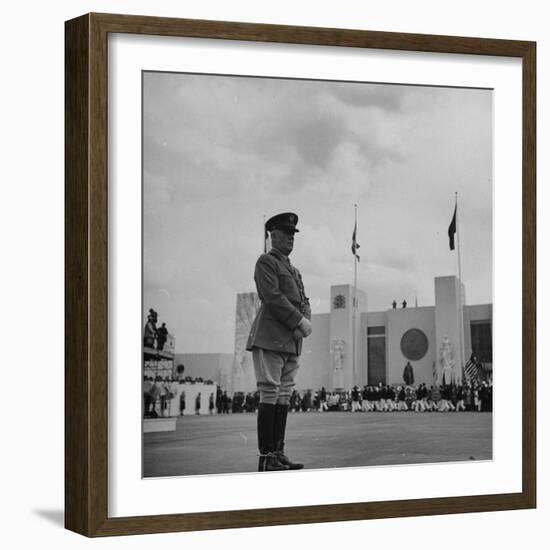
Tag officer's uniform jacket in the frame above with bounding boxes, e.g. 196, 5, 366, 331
246, 248, 310, 356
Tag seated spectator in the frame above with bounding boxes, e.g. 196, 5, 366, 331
456, 385, 466, 412
351, 386, 361, 412
367, 386, 377, 411
430, 385, 441, 411
463, 384, 473, 411
450, 384, 458, 410
397, 386, 408, 411
386, 385, 396, 411
414, 384, 424, 412
439, 385, 453, 412
312, 391, 320, 411
372, 385, 382, 411
379, 385, 388, 412
340, 392, 349, 411
361, 386, 371, 412
327, 392, 340, 411
404, 385, 416, 410
420, 382, 428, 411
319, 387, 328, 412
473, 386, 481, 411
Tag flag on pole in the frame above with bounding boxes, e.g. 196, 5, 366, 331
351, 221, 360, 261
448, 203, 457, 250
464, 356, 480, 384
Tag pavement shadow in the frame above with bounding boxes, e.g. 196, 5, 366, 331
33, 509, 64, 527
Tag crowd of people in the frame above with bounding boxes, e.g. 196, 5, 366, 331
219, 382, 493, 414
144, 377, 493, 419
290, 382, 493, 413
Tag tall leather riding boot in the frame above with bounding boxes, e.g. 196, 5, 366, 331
273, 403, 304, 470
257, 403, 288, 472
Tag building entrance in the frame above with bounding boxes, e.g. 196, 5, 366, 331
367, 326, 386, 385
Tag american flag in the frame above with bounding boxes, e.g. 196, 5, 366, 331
464, 357, 481, 383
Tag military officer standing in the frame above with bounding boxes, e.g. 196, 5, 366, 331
246, 212, 312, 472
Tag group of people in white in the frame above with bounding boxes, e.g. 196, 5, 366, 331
143, 377, 493, 419
293, 382, 493, 414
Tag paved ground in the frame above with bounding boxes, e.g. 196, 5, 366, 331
143, 411, 492, 478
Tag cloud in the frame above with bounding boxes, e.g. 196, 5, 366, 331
143, 73, 411, 205
371, 250, 416, 272
142, 72, 493, 352
282, 110, 347, 168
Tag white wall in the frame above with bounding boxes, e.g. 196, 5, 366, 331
387, 306, 436, 385
435, 276, 466, 381
171, 382, 217, 416
2, 1, 546, 549
298, 312, 331, 390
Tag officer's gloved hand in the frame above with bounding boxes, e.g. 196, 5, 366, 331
297, 317, 312, 338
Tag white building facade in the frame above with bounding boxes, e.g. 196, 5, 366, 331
232, 275, 492, 393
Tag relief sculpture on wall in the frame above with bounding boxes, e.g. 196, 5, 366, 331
439, 334, 462, 386
332, 339, 345, 390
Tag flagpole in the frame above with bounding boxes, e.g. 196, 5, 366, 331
352, 204, 358, 387
455, 192, 462, 282
455, 191, 465, 383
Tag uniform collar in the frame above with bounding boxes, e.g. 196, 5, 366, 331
269, 247, 290, 264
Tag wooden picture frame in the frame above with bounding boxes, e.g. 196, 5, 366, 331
65, 12, 536, 537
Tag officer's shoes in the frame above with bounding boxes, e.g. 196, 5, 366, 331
274, 450, 304, 470
258, 452, 289, 472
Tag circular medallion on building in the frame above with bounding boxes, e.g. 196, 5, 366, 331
400, 328, 429, 361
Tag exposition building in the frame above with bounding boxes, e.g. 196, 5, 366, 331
227, 275, 492, 394
175, 275, 492, 395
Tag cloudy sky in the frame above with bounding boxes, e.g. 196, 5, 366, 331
143, 72, 492, 354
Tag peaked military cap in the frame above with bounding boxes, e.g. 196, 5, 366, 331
265, 212, 300, 233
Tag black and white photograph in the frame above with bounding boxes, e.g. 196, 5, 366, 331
2, 0, 544, 544
141, 71, 493, 478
